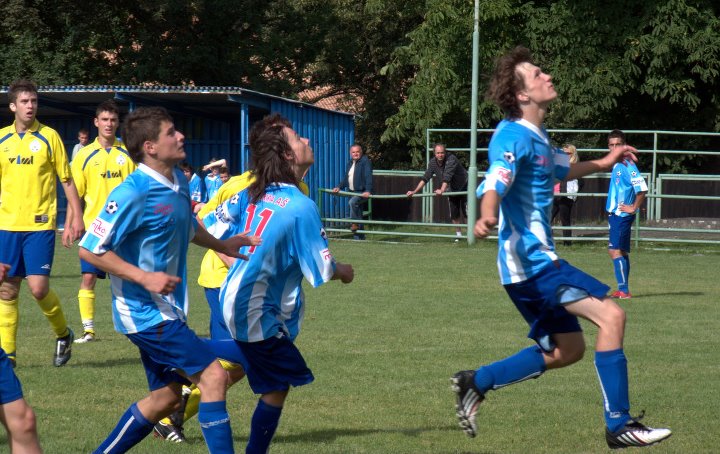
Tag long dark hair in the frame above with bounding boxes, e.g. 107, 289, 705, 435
247, 119, 299, 203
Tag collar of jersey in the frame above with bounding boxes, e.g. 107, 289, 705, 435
515, 119, 549, 145
138, 163, 180, 192
13, 119, 41, 134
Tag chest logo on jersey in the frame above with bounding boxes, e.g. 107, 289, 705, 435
29, 139, 42, 153
9, 155, 34, 165
503, 151, 515, 164
535, 155, 549, 166
154, 203, 174, 216
116, 155, 126, 165
100, 170, 123, 179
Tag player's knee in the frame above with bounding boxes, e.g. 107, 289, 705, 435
553, 340, 585, 367
199, 361, 229, 393
600, 300, 626, 336
0, 281, 20, 300
7, 403, 38, 440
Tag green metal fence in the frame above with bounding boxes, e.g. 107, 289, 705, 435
320, 129, 720, 246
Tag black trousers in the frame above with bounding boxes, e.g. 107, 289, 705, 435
552, 197, 575, 245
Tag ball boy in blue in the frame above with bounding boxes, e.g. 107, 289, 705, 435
79, 107, 255, 454
606, 129, 648, 299
204, 114, 355, 454
451, 47, 670, 450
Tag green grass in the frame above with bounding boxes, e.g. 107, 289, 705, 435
4, 238, 720, 453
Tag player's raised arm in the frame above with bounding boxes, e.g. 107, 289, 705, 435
565, 144, 638, 181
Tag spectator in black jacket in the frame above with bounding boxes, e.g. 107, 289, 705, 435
407, 143, 468, 241
333, 144, 373, 240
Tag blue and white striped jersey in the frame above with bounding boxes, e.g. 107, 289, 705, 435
203, 183, 335, 343
477, 119, 570, 285
606, 160, 647, 216
78, 164, 196, 334
189, 173, 206, 203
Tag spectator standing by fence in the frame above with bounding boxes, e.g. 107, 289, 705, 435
333, 144, 373, 240
407, 143, 468, 241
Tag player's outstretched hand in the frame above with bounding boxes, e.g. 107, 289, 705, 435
219, 234, 254, 261
141, 272, 182, 295
609, 144, 638, 166
334, 262, 354, 284
474, 216, 498, 239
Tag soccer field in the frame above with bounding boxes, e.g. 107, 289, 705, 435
5, 238, 720, 453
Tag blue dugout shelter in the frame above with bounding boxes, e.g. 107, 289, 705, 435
0, 85, 355, 225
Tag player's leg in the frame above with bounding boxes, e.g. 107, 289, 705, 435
608, 215, 632, 297
95, 383, 182, 454
27, 275, 74, 366
0, 348, 42, 453
23, 231, 73, 365
0, 398, 42, 454
239, 335, 314, 454
565, 294, 670, 446
187, 360, 232, 453
246, 390, 288, 454
0, 231, 24, 365
0, 278, 21, 365
76, 260, 102, 343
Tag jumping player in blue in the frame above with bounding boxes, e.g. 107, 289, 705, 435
451, 47, 671, 449
606, 129, 647, 299
202, 113, 354, 454
79, 106, 256, 454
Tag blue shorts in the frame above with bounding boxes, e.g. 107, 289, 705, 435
0, 348, 23, 405
205, 287, 232, 340
213, 333, 314, 395
126, 320, 216, 391
80, 258, 107, 279
0, 230, 55, 277
608, 214, 635, 252
504, 260, 610, 352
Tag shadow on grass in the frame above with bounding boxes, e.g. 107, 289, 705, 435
630, 291, 703, 299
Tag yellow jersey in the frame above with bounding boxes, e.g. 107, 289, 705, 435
0, 119, 71, 231
71, 138, 136, 227
197, 171, 309, 288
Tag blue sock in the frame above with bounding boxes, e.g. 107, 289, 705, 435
594, 349, 631, 432
198, 400, 233, 454
613, 257, 628, 291
94, 403, 153, 454
473, 346, 546, 394
624, 256, 631, 291
246, 399, 282, 454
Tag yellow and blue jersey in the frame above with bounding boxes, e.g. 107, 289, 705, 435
196, 171, 309, 289
0, 120, 71, 231
71, 137, 136, 228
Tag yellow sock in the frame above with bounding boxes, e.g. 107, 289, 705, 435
184, 386, 202, 421
35, 289, 69, 338
78, 289, 96, 334
0, 298, 19, 357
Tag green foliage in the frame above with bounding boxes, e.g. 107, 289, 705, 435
1, 1, 719, 171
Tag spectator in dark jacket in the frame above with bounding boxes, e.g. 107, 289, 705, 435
333, 144, 373, 240
407, 143, 468, 240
